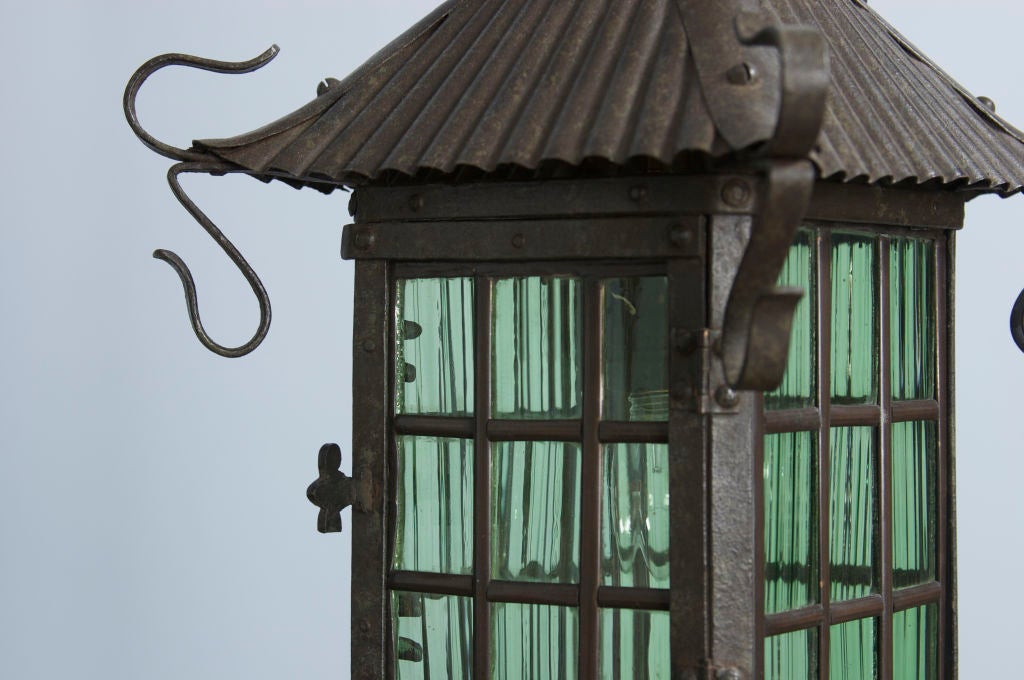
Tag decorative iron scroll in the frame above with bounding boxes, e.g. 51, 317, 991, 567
306, 443, 353, 533
693, 6, 829, 390
123, 47, 279, 357
1011, 289, 1024, 353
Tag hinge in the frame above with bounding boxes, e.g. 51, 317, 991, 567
672, 328, 743, 415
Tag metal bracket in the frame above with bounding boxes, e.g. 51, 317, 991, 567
716, 12, 829, 390
306, 443, 353, 533
672, 328, 741, 415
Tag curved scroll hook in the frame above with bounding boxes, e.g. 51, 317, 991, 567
156, 162, 271, 358
1011, 289, 1024, 353
719, 17, 829, 390
123, 45, 279, 162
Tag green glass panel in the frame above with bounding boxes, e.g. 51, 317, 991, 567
830, 426, 876, 601
394, 436, 473, 574
830, 617, 877, 679
392, 591, 473, 679
491, 603, 577, 679
767, 230, 816, 410
492, 276, 582, 419
764, 432, 817, 613
890, 238, 935, 400
599, 608, 669, 679
602, 277, 669, 421
395, 278, 475, 416
492, 441, 581, 583
831, 233, 878, 404
765, 628, 817, 680
893, 605, 938, 680
892, 421, 937, 588
601, 443, 670, 588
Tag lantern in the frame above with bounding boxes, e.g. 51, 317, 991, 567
124, 1, 1024, 678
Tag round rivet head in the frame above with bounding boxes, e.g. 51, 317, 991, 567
978, 95, 996, 112
715, 385, 740, 408
721, 178, 752, 208
360, 620, 371, 633
511, 233, 526, 248
353, 230, 375, 251
670, 224, 693, 248
408, 194, 424, 212
361, 339, 376, 353
726, 62, 757, 85
629, 185, 648, 202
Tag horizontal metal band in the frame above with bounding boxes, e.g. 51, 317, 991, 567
805, 182, 964, 229
353, 176, 756, 223
597, 421, 669, 443
389, 571, 474, 597
596, 586, 671, 611
393, 415, 475, 438
892, 580, 942, 611
486, 581, 579, 607
830, 594, 884, 624
764, 604, 825, 636
891, 399, 940, 422
342, 216, 704, 261
487, 419, 581, 442
763, 407, 820, 433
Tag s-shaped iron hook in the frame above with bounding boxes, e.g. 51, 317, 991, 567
124, 46, 279, 357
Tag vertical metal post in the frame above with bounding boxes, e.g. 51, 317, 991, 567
350, 261, 390, 680
472, 274, 493, 678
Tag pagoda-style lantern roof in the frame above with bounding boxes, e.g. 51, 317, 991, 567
179, 0, 1024, 195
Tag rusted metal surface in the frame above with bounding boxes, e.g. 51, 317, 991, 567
183, 0, 1022, 196
306, 443, 353, 533
1010, 289, 1024, 352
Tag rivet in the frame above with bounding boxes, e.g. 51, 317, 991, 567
715, 385, 740, 408
360, 620, 371, 633
353, 230, 375, 251
362, 339, 376, 353
670, 224, 693, 248
629, 185, 648, 202
408, 193, 424, 212
511, 233, 526, 248
978, 95, 996, 112
726, 62, 757, 85
716, 668, 742, 680
721, 178, 752, 208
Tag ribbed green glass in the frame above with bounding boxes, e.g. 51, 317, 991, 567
393, 436, 474, 574
601, 443, 670, 588
491, 603, 578, 679
392, 591, 473, 679
890, 238, 935, 400
892, 421, 937, 588
395, 278, 475, 416
893, 605, 938, 680
765, 628, 817, 680
491, 441, 581, 583
830, 617, 877, 679
830, 426, 876, 601
767, 230, 816, 410
492, 276, 582, 419
764, 431, 817, 614
599, 609, 669, 679
602, 277, 668, 421
831, 234, 878, 404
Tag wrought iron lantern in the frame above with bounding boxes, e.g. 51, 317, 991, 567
125, 1, 1024, 678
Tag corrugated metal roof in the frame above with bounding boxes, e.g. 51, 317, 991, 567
191, 0, 1024, 196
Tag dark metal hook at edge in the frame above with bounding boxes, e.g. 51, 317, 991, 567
1011, 289, 1024, 353
156, 162, 271, 358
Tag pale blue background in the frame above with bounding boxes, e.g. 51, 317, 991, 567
0, 1, 1020, 677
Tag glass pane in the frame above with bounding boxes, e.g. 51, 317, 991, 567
830, 426, 876, 601
767, 230, 816, 409
765, 628, 817, 680
602, 277, 668, 421
492, 603, 577, 679
392, 591, 473, 679
599, 608, 669, 679
602, 443, 670, 588
395, 277, 475, 416
893, 604, 938, 680
892, 421, 937, 588
830, 617, 877, 679
831, 233, 878, 404
492, 276, 582, 419
394, 436, 474, 574
492, 441, 581, 583
764, 432, 817, 613
890, 238, 935, 400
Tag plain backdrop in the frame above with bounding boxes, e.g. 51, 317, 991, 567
0, 0, 1020, 677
